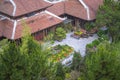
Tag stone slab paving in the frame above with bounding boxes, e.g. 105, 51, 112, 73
53, 32, 98, 57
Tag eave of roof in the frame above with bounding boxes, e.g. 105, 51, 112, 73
0, 0, 52, 17
1, 11, 64, 39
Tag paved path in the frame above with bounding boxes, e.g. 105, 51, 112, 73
53, 32, 98, 57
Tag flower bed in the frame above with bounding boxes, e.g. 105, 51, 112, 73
49, 45, 74, 63
71, 29, 88, 39
74, 31, 83, 36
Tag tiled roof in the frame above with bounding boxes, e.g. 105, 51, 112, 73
1, 11, 63, 39
47, 0, 103, 20
47, 2, 65, 16
2, 20, 14, 39
84, 0, 103, 12
0, 0, 51, 17
65, 1, 88, 20
0, 0, 103, 40
0, 20, 4, 37
84, 0, 103, 19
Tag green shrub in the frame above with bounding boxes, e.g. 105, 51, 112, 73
55, 63, 65, 80
85, 22, 96, 31
74, 31, 83, 36
64, 23, 73, 32
86, 43, 94, 48
71, 52, 82, 70
50, 40, 54, 44
86, 39, 100, 54
98, 35, 109, 42
92, 39, 100, 46
43, 32, 54, 41
97, 30, 107, 37
54, 27, 66, 41
84, 41, 120, 80
65, 73, 71, 79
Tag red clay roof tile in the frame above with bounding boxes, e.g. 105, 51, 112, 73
2, 20, 14, 39
0, 0, 103, 40
0, 0, 51, 17
0, 12, 63, 39
47, 0, 103, 20
47, 2, 65, 16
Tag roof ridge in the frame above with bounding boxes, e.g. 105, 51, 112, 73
9, 0, 16, 16
45, 10, 65, 20
78, 0, 90, 20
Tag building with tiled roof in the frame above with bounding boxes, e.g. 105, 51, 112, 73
0, 0, 103, 40
47, 0, 103, 20
1, 11, 64, 40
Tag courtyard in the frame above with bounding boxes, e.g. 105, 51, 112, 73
53, 32, 98, 57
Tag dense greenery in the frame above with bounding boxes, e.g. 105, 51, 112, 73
0, 35, 54, 80
49, 45, 74, 63
85, 22, 96, 31
55, 63, 65, 80
63, 23, 73, 32
96, 0, 120, 42
71, 52, 82, 71
0, 0, 120, 80
54, 27, 66, 41
82, 41, 120, 80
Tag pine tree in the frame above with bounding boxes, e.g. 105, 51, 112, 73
96, 0, 120, 42
0, 42, 31, 80
19, 33, 53, 80
83, 41, 120, 80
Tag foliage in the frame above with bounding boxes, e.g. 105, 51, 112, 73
98, 35, 109, 42
65, 73, 71, 79
96, 0, 120, 42
0, 39, 9, 54
49, 45, 74, 63
67, 70, 80, 80
86, 39, 100, 54
92, 39, 100, 46
85, 22, 96, 31
71, 52, 82, 71
0, 36, 54, 80
43, 31, 54, 42
0, 43, 31, 80
20, 35, 54, 80
74, 31, 83, 36
55, 63, 65, 80
63, 23, 73, 32
83, 41, 120, 80
54, 27, 66, 41
97, 29, 108, 37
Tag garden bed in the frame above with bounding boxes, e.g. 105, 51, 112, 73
71, 29, 88, 39
49, 45, 74, 63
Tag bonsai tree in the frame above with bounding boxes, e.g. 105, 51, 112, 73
54, 27, 66, 41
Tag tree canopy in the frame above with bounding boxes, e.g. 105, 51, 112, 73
96, 0, 120, 42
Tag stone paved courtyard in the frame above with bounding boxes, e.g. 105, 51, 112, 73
53, 32, 98, 57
